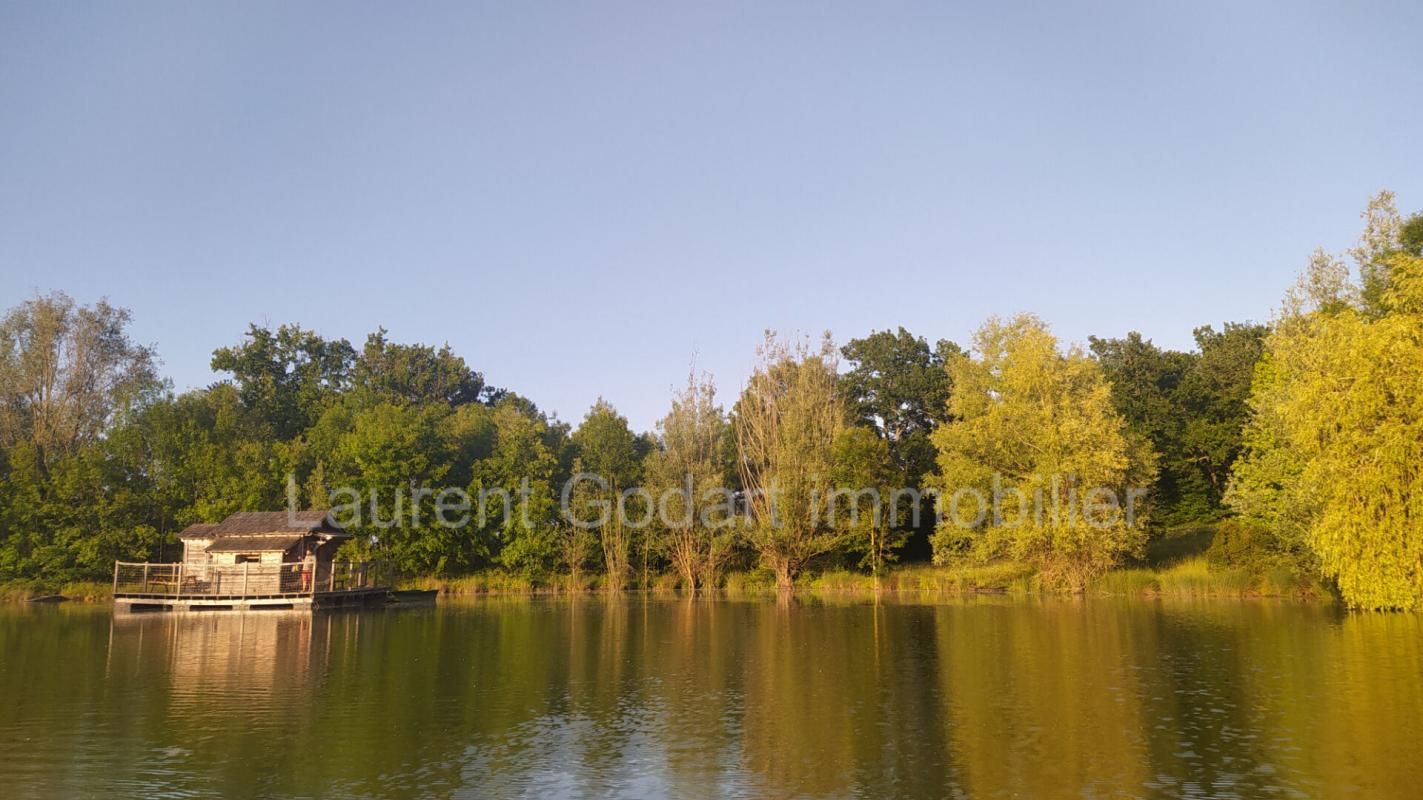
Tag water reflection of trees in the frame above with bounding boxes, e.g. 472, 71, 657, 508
5, 599, 1419, 798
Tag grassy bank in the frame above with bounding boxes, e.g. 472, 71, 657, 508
1094, 556, 1329, 600
395, 561, 1040, 599
0, 580, 113, 604
396, 572, 627, 595
392, 557, 1326, 601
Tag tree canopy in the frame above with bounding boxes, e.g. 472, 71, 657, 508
932, 315, 1155, 589
4, 192, 1422, 602
1229, 193, 1423, 609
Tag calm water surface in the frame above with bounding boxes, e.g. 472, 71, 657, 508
1, 598, 1420, 799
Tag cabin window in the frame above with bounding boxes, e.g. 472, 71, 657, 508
235, 554, 261, 564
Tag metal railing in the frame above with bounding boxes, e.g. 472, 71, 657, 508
113, 561, 389, 598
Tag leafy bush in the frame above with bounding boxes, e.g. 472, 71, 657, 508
1206, 519, 1302, 574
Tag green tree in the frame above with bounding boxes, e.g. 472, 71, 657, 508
644, 371, 732, 593
327, 402, 457, 575
1088, 332, 1192, 520
830, 426, 901, 589
1090, 323, 1266, 524
840, 328, 958, 479
931, 315, 1155, 590
840, 328, 959, 556
570, 400, 644, 589
474, 397, 561, 578
210, 324, 355, 440
1229, 192, 1423, 608
1175, 323, 1268, 510
352, 328, 493, 408
0, 292, 159, 472
734, 333, 848, 593
1353, 190, 1405, 316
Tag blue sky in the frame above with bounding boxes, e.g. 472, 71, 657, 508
2, 2, 1420, 430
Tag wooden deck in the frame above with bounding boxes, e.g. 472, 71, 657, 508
113, 561, 391, 612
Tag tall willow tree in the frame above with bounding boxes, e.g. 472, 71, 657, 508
644, 371, 732, 593
930, 315, 1155, 590
1229, 192, 1423, 609
734, 333, 847, 593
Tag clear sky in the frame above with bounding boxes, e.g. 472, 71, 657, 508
2, 2, 1420, 431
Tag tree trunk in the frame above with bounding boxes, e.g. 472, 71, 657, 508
699, 556, 721, 595
773, 558, 796, 594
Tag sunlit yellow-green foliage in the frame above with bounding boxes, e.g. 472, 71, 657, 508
643, 372, 732, 593
734, 333, 847, 592
929, 315, 1155, 589
1229, 192, 1423, 609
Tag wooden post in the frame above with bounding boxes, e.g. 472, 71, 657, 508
176, 562, 184, 599
142, 563, 149, 593
243, 562, 250, 597
112, 562, 120, 596
329, 563, 336, 593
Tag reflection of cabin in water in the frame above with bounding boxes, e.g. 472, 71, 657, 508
113, 511, 389, 612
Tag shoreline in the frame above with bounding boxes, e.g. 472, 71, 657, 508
2, 559, 1332, 606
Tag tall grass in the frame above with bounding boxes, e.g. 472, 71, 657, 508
398, 572, 543, 596
0, 582, 40, 604
721, 569, 778, 598
58, 581, 113, 602
886, 562, 1038, 594
1154, 557, 1254, 597
0, 580, 113, 604
1091, 568, 1160, 596
1093, 555, 1328, 600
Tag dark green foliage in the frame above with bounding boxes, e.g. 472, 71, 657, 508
474, 396, 567, 577
0, 299, 546, 584
1142, 527, 1216, 568
569, 400, 647, 586
1402, 213, 1423, 257
1206, 519, 1311, 575
1175, 324, 1269, 512
1090, 324, 1267, 526
210, 324, 356, 440
840, 328, 957, 482
353, 328, 493, 408
840, 328, 959, 557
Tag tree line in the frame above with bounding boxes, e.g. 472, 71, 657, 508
2, 191, 1421, 607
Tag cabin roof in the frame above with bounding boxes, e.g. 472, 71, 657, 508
211, 511, 345, 537
177, 511, 348, 541
219, 509, 347, 535
205, 534, 306, 553
177, 523, 220, 540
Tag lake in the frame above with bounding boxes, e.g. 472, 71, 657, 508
1, 598, 1420, 799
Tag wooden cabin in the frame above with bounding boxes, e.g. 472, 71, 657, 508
178, 511, 349, 568
113, 510, 389, 612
